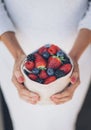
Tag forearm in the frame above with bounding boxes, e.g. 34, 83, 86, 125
69, 29, 91, 61
0, 31, 25, 60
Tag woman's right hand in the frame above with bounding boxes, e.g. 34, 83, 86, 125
0, 32, 40, 104
12, 54, 40, 104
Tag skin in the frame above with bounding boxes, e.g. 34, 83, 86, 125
0, 29, 91, 105
0, 32, 40, 104
51, 29, 91, 104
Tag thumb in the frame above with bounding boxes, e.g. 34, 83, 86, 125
15, 70, 24, 83
70, 72, 78, 84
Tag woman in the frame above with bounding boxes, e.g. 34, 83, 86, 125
0, 0, 91, 130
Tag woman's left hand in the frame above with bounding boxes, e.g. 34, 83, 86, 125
50, 58, 80, 105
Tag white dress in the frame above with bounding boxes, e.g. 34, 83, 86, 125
0, 0, 91, 130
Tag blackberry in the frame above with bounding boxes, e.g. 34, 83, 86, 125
36, 78, 44, 84
55, 69, 65, 78
47, 68, 54, 76
23, 69, 29, 76
62, 55, 70, 64
32, 68, 40, 74
27, 54, 35, 61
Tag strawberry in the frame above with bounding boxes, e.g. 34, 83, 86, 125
24, 61, 34, 70
48, 56, 62, 69
44, 76, 56, 84
48, 44, 60, 55
38, 46, 48, 55
34, 53, 47, 69
39, 70, 48, 79
28, 73, 38, 80
59, 63, 72, 74
56, 46, 60, 51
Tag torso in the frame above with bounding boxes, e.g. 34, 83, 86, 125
4, 0, 88, 53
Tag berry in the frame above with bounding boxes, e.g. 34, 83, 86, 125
48, 44, 57, 55
28, 73, 38, 80
48, 44, 60, 55
45, 44, 51, 48
27, 54, 35, 61
23, 69, 29, 76
47, 68, 54, 76
44, 76, 56, 84
39, 70, 48, 79
48, 55, 62, 69
38, 46, 48, 55
42, 52, 50, 59
32, 68, 40, 74
36, 78, 44, 84
56, 50, 65, 57
62, 55, 70, 64
59, 64, 72, 74
24, 61, 34, 70
55, 70, 65, 78
34, 53, 47, 69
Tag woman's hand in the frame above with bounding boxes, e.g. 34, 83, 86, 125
12, 54, 40, 104
50, 29, 91, 105
0, 32, 40, 104
50, 58, 80, 105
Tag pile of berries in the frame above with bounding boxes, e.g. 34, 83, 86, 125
23, 44, 72, 84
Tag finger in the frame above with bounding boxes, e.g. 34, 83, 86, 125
70, 62, 79, 84
70, 71, 79, 84
14, 68, 24, 83
20, 92, 40, 103
52, 96, 72, 104
51, 90, 70, 99
19, 89, 40, 100
20, 95, 37, 104
13, 58, 25, 83
13, 54, 26, 83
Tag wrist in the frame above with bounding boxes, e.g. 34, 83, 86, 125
69, 51, 79, 62
1, 32, 26, 60
14, 49, 26, 60
69, 29, 90, 62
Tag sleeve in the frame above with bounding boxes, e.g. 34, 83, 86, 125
78, 1, 91, 30
0, 0, 15, 36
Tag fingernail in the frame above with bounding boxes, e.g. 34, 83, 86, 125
51, 96, 55, 99
18, 76, 24, 82
71, 77, 76, 83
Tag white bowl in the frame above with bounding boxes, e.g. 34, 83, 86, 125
21, 55, 73, 105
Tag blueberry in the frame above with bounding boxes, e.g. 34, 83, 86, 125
56, 50, 65, 57
45, 44, 51, 48
36, 78, 44, 84
42, 52, 50, 59
47, 68, 54, 76
55, 70, 65, 78
23, 69, 29, 76
27, 54, 35, 61
32, 68, 40, 74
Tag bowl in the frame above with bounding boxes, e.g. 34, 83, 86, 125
21, 44, 73, 105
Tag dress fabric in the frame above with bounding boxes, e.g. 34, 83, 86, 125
0, 0, 91, 130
